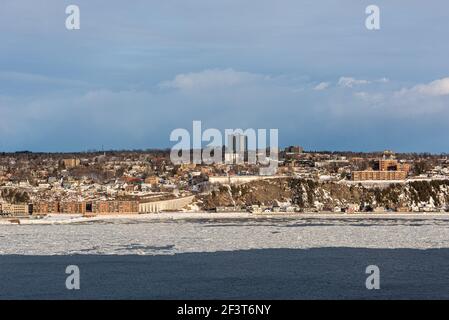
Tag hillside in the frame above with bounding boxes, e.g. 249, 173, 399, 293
199, 178, 449, 212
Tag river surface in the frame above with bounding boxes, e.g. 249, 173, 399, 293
1, 214, 449, 299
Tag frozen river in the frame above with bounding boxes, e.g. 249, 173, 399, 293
1, 214, 449, 299
1, 214, 449, 255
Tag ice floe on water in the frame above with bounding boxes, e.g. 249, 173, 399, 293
1, 213, 449, 255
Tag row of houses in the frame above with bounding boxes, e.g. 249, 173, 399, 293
0, 196, 195, 217
32, 200, 139, 215
0, 201, 138, 216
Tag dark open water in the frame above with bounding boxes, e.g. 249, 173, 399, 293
1, 247, 449, 299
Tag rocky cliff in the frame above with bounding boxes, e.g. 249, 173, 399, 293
199, 178, 449, 211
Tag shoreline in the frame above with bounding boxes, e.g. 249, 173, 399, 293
2, 211, 449, 225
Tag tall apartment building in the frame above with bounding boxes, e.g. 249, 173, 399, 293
225, 134, 248, 164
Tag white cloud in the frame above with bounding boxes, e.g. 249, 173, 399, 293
338, 77, 370, 88
314, 82, 330, 91
397, 77, 449, 97
337, 76, 389, 88
353, 91, 384, 103
159, 68, 268, 91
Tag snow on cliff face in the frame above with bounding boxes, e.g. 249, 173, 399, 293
200, 179, 449, 211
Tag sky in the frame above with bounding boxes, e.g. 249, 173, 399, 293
1, 0, 449, 153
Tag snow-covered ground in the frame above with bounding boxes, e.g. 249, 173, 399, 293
1, 213, 449, 255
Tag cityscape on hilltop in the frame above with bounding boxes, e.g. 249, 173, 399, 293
1, 138, 449, 218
